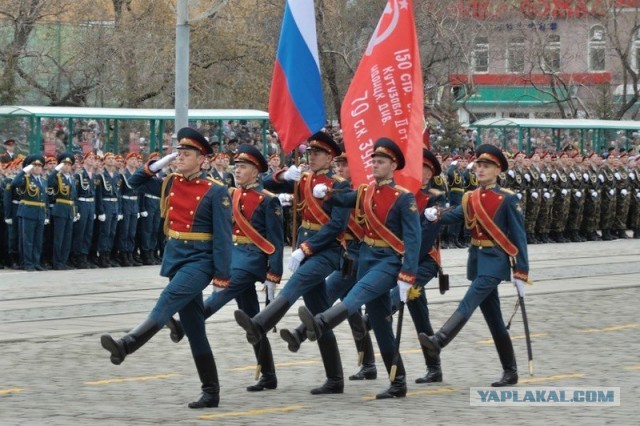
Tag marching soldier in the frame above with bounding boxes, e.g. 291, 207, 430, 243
566, 153, 586, 242
599, 155, 618, 240
581, 153, 603, 241
100, 128, 232, 408
139, 152, 162, 265
613, 153, 631, 239
165, 144, 284, 392
279, 147, 378, 382
298, 138, 421, 399
389, 149, 445, 384
118, 152, 143, 266
420, 144, 529, 387
234, 131, 352, 395
96, 153, 122, 267
48, 153, 78, 270
72, 152, 99, 268
12, 155, 49, 271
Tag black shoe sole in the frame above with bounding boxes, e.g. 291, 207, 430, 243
279, 329, 301, 352
298, 306, 320, 341
100, 335, 124, 365
418, 333, 441, 357
234, 310, 262, 345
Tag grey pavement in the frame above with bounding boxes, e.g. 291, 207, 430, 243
0, 239, 639, 425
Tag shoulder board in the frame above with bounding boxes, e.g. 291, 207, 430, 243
228, 187, 236, 196
428, 188, 444, 196
261, 188, 275, 198
393, 185, 410, 193
332, 174, 346, 183
206, 176, 225, 186
301, 171, 312, 180
499, 187, 515, 195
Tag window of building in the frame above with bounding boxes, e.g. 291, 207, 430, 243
589, 25, 606, 72
632, 29, 640, 71
543, 34, 560, 72
473, 36, 489, 73
507, 36, 525, 73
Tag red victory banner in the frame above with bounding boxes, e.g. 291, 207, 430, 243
341, 0, 424, 193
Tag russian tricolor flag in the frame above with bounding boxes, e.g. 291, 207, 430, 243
269, 0, 326, 153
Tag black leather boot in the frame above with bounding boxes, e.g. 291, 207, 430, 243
280, 323, 307, 353
348, 314, 377, 380
415, 344, 442, 383
188, 352, 220, 408
617, 229, 630, 239
247, 337, 277, 392
310, 334, 344, 395
601, 229, 613, 241
166, 317, 185, 343
98, 252, 111, 268
100, 318, 162, 365
491, 335, 518, 387
141, 250, 154, 265
129, 252, 142, 266
298, 302, 349, 342
375, 352, 407, 399
119, 251, 132, 267
418, 310, 467, 357
235, 297, 290, 345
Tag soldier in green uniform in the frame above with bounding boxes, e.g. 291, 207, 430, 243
549, 153, 571, 242
613, 153, 632, 239
599, 155, 618, 240
566, 153, 587, 242
627, 155, 640, 238
580, 153, 603, 241
535, 152, 554, 243
524, 153, 542, 244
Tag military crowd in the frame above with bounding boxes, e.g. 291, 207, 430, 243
435, 148, 640, 248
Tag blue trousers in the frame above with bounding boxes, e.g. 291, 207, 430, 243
119, 213, 138, 252
6, 208, 19, 255
456, 275, 509, 342
203, 269, 261, 318
149, 266, 213, 356
73, 201, 95, 255
140, 208, 161, 251
53, 216, 73, 267
342, 270, 398, 354
98, 212, 118, 252
19, 217, 44, 269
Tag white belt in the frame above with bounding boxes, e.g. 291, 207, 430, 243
78, 197, 95, 202
103, 197, 118, 202
122, 195, 138, 200
144, 194, 160, 200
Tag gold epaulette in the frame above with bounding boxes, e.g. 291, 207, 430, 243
332, 174, 346, 183
207, 176, 224, 186
499, 187, 515, 195
261, 188, 276, 198
394, 184, 410, 193
428, 188, 444, 196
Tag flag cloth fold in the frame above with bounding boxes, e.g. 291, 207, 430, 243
341, 0, 424, 192
268, 0, 326, 153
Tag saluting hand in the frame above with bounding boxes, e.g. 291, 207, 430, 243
312, 184, 328, 199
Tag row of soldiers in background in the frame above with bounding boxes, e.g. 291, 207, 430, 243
0, 142, 283, 271
434, 149, 640, 247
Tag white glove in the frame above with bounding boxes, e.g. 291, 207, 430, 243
23, 165, 34, 174
552, 173, 558, 180
614, 172, 621, 180
630, 172, 635, 179
55, 163, 64, 171
117, 214, 123, 221
265, 280, 276, 301
74, 213, 80, 222
140, 211, 148, 218
561, 189, 568, 196
93, 214, 97, 220
609, 188, 615, 196
598, 174, 604, 182
508, 170, 515, 178
313, 183, 328, 198
583, 173, 589, 181
451, 160, 458, 166
531, 192, 539, 199
424, 207, 438, 222
98, 214, 106, 222
543, 192, 551, 199
636, 192, 640, 199
149, 152, 177, 172
44, 218, 50, 225
516, 193, 523, 200
4, 218, 12, 225
466, 161, 474, 170
513, 279, 526, 298
569, 172, 576, 180
283, 165, 302, 182
136, 213, 140, 219
541, 173, 547, 182
288, 248, 306, 273
524, 173, 531, 182
621, 189, 628, 196
575, 190, 582, 198
277, 193, 293, 206
397, 280, 412, 304
591, 191, 598, 198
